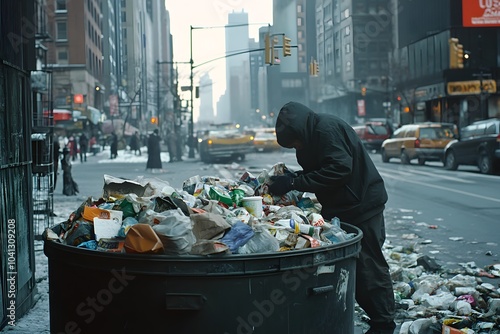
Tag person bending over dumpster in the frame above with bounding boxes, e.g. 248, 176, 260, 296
268, 101, 396, 334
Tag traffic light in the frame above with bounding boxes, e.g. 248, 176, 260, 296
309, 59, 319, 76
283, 35, 292, 57
449, 38, 465, 69
66, 95, 72, 105
361, 87, 367, 96
264, 33, 271, 64
150, 116, 158, 124
73, 94, 84, 104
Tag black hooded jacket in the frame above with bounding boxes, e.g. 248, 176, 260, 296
275, 102, 388, 225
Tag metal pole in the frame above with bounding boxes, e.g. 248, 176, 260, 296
156, 60, 160, 133
188, 25, 195, 158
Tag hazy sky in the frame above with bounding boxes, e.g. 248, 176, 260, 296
164, 0, 273, 117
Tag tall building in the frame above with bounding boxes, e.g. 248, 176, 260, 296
101, 0, 123, 118
44, 0, 105, 132
315, 0, 394, 124
394, 0, 500, 127
198, 73, 214, 124
119, 0, 173, 131
268, 0, 315, 117
225, 10, 252, 126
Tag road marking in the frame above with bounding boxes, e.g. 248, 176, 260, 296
213, 164, 234, 180
379, 171, 500, 204
377, 166, 474, 184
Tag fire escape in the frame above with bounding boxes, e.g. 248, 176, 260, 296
32, 0, 55, 239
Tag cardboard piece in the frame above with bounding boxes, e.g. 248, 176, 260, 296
102, 174, 149, 199
82, 206, 111, 222
190, 212, 231, 240
93, 217, 122, 241
124, 224, 164, 254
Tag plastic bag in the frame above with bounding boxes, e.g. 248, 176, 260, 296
152, 208, 196, 255
220, 221, 255, 253
238, 224, 280, 254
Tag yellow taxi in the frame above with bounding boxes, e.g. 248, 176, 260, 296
253, 128, 281, 152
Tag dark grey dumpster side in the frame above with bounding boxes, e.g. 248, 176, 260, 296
44, 223, 362, 334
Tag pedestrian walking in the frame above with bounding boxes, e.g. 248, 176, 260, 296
61, 147, 79, 196
268, 101, 396, 334
110, 132, 118, 159
89, 135, 97, 155
166, 130, 177, 162
146, 129, 162, 171
79, 133, 88, 162
129, 131, 141, 156
67, 136, 78, 161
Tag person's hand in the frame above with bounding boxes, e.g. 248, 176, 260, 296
268, 175, 294, 196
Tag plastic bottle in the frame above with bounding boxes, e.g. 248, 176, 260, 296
289, 219, 315, 236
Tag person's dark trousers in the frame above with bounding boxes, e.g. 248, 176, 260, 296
355, 212, 396, 333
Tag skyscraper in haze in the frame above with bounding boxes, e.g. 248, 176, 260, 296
225, 10, 252, 126
198, 73, 214, 124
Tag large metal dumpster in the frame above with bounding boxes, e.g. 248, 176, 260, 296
44, 223, 362, 334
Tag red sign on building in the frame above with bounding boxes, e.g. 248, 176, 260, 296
463, 0, 500, 27
357, 99, 366, 117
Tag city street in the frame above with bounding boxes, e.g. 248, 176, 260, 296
3, 146, 499, 333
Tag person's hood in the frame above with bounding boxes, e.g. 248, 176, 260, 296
275, 101, 317, 148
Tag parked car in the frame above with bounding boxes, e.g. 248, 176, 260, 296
443, 118, 500, 174
253, 129, 280, 152
352, 121, 391, 151
381, 122, 457, 165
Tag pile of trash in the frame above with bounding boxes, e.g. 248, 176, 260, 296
44, 163, 356, 256
373, 242, 500, 333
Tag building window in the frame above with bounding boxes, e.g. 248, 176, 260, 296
345, 43, 351, 54
121, 12, 126, 22
345, 25, 350, 36
297, 17, 303, 26
297, 4, 303, 13
346, 61, 352, 72
56, 22, 67, 40
58, 51, 68, 60
56, 0, 67, 11
343, 8, 350, 19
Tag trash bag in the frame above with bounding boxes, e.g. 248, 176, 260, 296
238, 224, 280, 254
220, 221, 254, 254
152, 208, 196, 255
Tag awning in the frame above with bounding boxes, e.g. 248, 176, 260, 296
43, 109, 72, 122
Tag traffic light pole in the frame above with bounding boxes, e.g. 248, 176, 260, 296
189, 26, 195, 158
